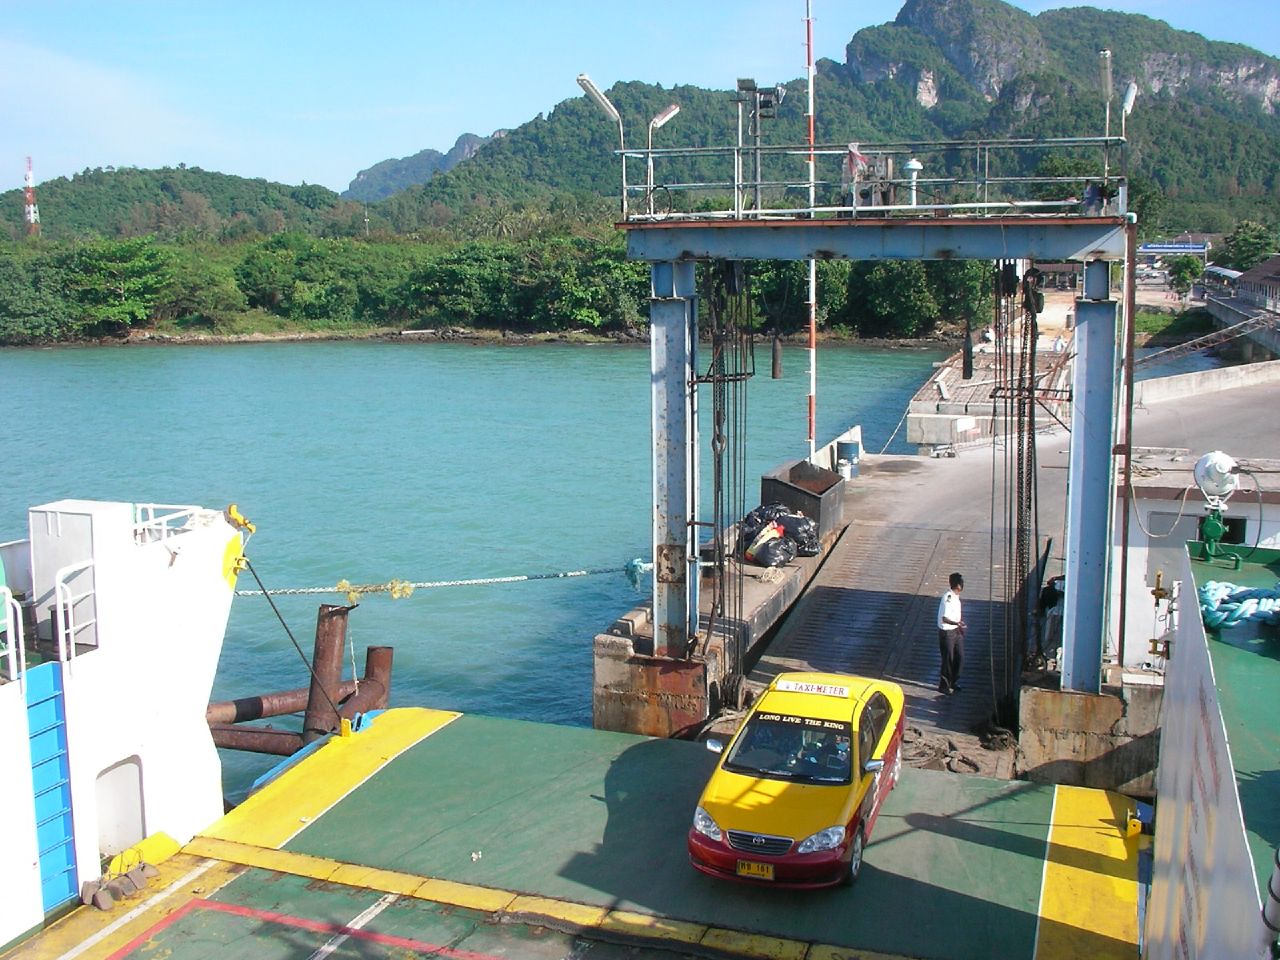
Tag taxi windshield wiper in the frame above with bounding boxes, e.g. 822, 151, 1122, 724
725, 761, 798, 780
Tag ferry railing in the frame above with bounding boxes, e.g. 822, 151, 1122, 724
1, 586, 25, 684
54, 560, 97, 662
132, 503, 203, 544
619, 135, 1128, 223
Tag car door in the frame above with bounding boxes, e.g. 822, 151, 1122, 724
857, 692, 895, 837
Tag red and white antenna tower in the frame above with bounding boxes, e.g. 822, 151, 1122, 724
24, 156, 41, 237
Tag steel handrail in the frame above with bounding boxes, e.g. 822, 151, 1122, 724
132, 504, 202, 543
53, 560, 94, 662
617, 133, 1129, 223
0, 586, 23, 682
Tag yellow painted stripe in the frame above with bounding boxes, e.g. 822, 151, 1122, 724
1034, 785, 1139, 960
201, 707, 460, 848
507, 895, 609, 928
598, 910, 708, 944
103, 831, 182, 877
178, 835, 840, 960
807, 945, 912, 960
181, 836, 516, 915
413, 877, 515, 914
184, 836, 341, 882
10, 855, 241, 960
699, 928, 808, 960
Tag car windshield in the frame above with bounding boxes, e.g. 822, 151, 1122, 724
723, 712, 852, 784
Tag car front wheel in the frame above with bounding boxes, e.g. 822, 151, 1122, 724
842, 827, 865, 887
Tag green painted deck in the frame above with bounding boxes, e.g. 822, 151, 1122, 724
135, 867, 697, 960
6, 709, 1139, 960
1191, 547, 1280, 895
269, 714, 1121, 960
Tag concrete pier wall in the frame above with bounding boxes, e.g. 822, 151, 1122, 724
1205, 296, 1280, 357
593, 497, 844, 738
1017, 681, 1162, 797
1133, 357, 1280, 405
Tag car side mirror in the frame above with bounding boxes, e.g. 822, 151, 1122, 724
706, 738, 724, 754
864, 759, 884, 774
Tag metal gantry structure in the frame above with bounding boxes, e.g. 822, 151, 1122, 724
575, 55, 1137, 696
627, 212, 1129, 696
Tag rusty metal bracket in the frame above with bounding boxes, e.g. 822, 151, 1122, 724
656, 544, 685, 584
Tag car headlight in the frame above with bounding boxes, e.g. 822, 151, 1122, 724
692, 806, 722, 841
796, 825, 846, 854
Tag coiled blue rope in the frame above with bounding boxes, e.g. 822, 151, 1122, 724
1199, 580, 1280, 629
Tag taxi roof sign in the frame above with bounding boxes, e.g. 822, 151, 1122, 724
776, 679, 850, 698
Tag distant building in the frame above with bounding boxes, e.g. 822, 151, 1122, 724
1137, 241, 1209, 265
1236, 255, 1280, 312
1201, 265, 1242, 300
1036, 262, 1080, 290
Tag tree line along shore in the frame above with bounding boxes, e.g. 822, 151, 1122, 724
1, 231, 999, 346
4, 218, 1264, 348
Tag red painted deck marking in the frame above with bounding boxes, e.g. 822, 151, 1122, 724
103, 899, 201, 960
105, 898, 505, 960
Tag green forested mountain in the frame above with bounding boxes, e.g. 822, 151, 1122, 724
0, 166, 365, 242
342, 133, 493, 202
4, 0, 1277, 241
379, 0, 1280, 235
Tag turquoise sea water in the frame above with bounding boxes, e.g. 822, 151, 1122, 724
1, 340, 943, 792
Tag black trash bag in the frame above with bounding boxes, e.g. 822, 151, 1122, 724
738, 503, 794, 550
774, 513, 819, 557
752, 535, 798, 568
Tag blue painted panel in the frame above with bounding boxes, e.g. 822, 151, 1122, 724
25, 662, 77, 912
26, 694, 65, 735
28, 729, 66, 767
36, 812, 74, 854
30, 773, 70, 808
24, 660, 55, 696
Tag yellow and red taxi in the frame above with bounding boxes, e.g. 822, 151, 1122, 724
687, 671, 905, 888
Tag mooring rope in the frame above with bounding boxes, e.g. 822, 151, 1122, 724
1199, 580, 1280, 629
235, 564, 633, 602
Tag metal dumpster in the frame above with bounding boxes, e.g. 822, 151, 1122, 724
760, 460, 845, 545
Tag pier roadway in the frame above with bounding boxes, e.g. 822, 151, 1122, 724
750, 370, 1280, 778
745, 437, 1072, 778
10, 709, 1140, 960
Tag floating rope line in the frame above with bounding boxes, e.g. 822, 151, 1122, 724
236, 565, 631, 602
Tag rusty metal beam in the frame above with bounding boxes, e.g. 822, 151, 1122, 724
624, 216, 1130, 264
207, 681, 359, 725
209, 723, 303, 756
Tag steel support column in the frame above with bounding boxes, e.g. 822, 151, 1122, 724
649, 260, 699, 658
1061, 260, 1119, 693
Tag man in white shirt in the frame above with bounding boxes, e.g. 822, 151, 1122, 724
937, 572, 966, 695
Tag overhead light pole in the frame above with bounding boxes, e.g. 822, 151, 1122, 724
904, 157, 923, 207
1099, 49, 1113, 183
646, 104, 680, 215
577, 73, 627, 218
1121, 80, 1138, 139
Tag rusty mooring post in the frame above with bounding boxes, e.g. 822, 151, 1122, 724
302, 604, 352, 744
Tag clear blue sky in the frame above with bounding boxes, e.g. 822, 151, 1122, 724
2, 0, 1276, 194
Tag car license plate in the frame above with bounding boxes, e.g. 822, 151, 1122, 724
736, 859, 774, 880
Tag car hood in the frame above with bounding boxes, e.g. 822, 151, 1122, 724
699, 768, 856, 839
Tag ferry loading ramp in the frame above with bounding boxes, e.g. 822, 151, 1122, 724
7, 708, 1140, 960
